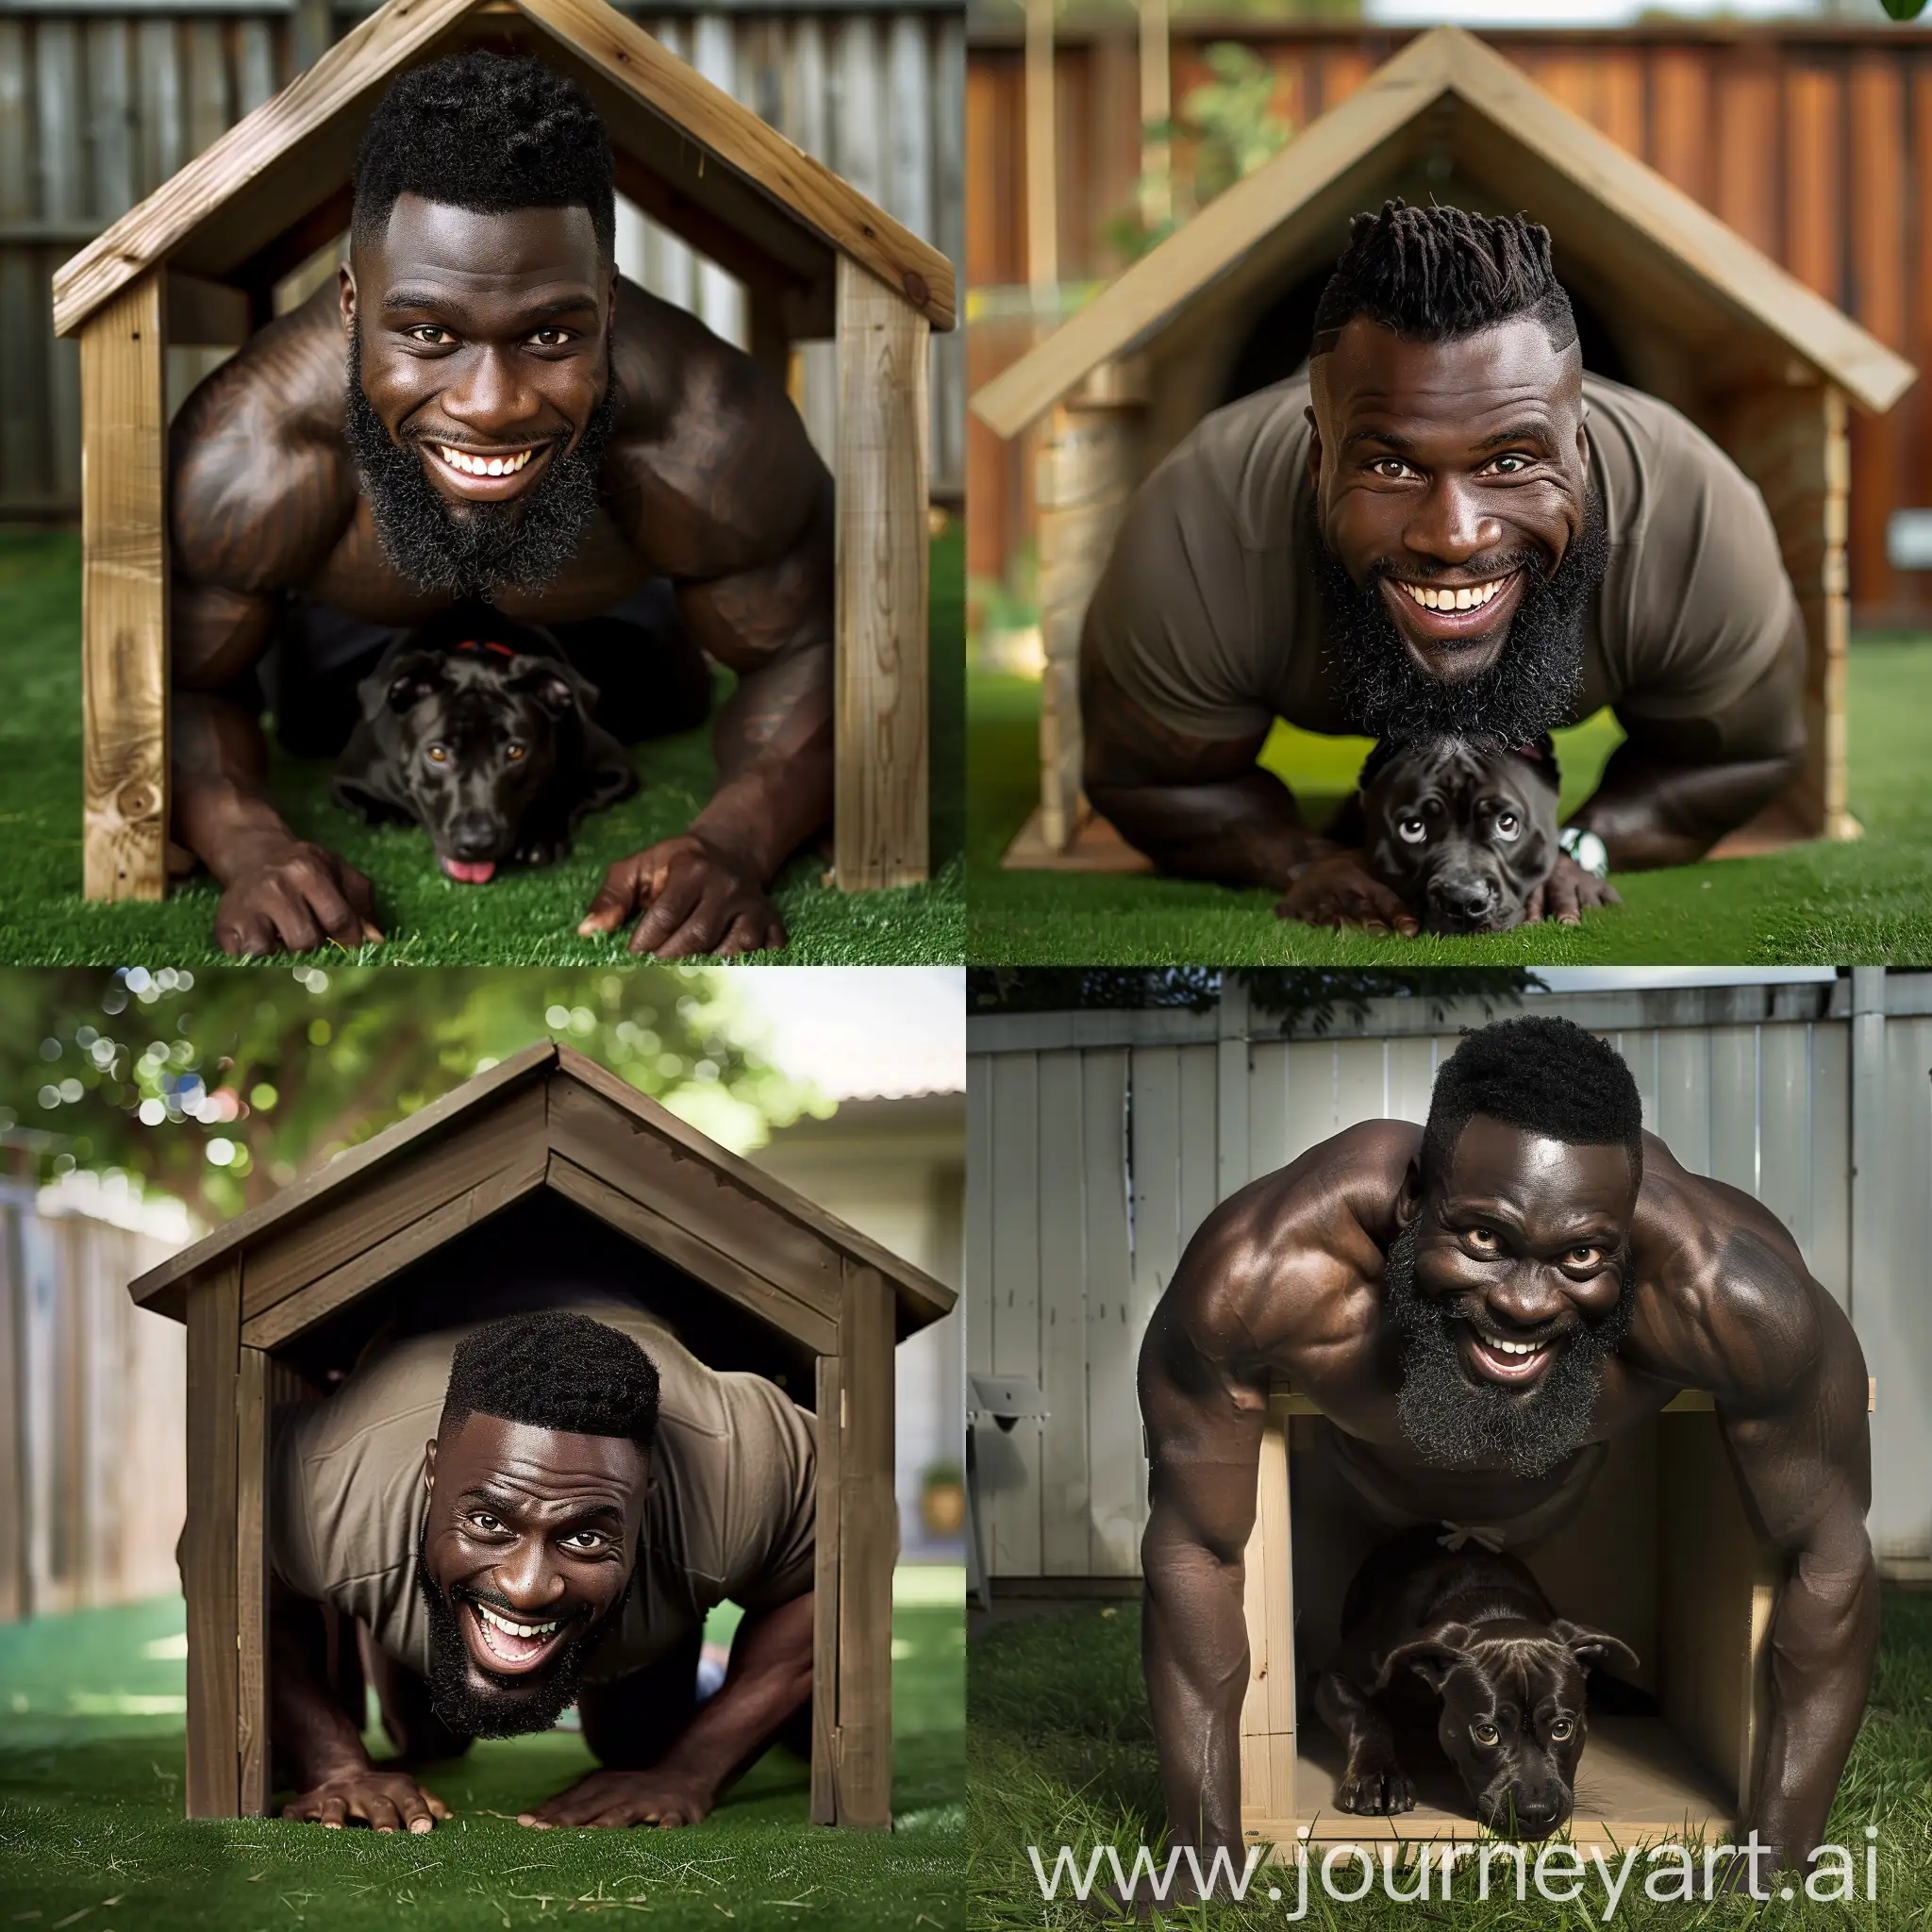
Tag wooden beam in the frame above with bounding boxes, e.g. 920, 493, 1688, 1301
1137, 0, 1172, 234
1024, 0, 1058, 298
81, 270, 169, 903
833, 258, 929, 891
1238, 1392, 1295, 1827
183, 1267, 241, 1817
833, 1263, 895, 1828
236, 1343, 270, 1817
810, 1351, 842, 1827
166, 269, 252, 347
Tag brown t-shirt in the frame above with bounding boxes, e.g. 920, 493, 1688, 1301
269, 1304, 818, 1683
1086, 373, 1803, 742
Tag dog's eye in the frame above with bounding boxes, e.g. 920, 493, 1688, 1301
1473, 1722, 1500, 1747
506, 742, 527, 762
1493, 811, 1521, 842
425, 743, 449, 765
1397, 816, 1427, 845
1548, 1717, 1575, 1741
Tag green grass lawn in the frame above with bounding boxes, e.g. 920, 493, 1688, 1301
967, 644, 1932, 965
0, 529, 963, 966
0, 1572, 963, 1931
968, 1592, 1932, 1929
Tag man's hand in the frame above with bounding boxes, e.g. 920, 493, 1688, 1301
578, 834, 785, 958
282, 1767, 450, 1833
1274, 851, 1420, 937
517, 1768, 716, 1830
213, 840, 382, 956
1524, 853, 1621, 926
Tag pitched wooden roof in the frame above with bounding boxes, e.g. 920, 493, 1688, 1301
972, 25, 1913, 439
54, 0, 954, 341
127, 1041, 956, 1352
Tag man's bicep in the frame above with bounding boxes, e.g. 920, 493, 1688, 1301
1615, 601, 1807, 768
1082, 641, 1270, 791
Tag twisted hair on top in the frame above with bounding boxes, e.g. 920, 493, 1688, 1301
440, 1311, 660, 1454
1310, 201, 1577, 358
352, 50, 616, 259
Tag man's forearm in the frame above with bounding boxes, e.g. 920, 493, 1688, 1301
693, 647, 833, 883
173, 689, 304, 882
1572, 746, 1802, 870
1090, 772, 1326, 891
1749, 1543, 1880, 1863
651, 1593, 816, 1799
271, 1593, 372, 1788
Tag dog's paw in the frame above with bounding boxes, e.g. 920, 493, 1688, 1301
515, 836, 570, 869
1337, 1769, 1416, 1816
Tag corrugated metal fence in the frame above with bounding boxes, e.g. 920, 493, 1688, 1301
966, 21, 1932, 626
966, 973, 1932, 1586
0, 0, 966, 517
0, 1191, 186, 1621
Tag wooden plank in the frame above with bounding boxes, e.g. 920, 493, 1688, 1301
1784, 65, 1841, 306
833, 257, 930, 891
1081, 1050, 1137, 1575
0, 1208, 25, 1622
1649, 47, 1709, 206
810, 1351, 841, 1826
1847, 54, 1905, 617
1239, 1394, 1295, 1824
183, 1268, 240, 1817
1038, 655, 1081, 855
80, 272, 170, 903
166, 268, 251, 346
1713, 52, 1779, 258
834, 1263, 895, 1828
542, 1155, 839, 1357
1593, 47, 1642, 157
987, 1052, 1041, 1576
236, 1342, 268, 1816
1024, 0, 1057, 293
242, 1149, 554, 1351
1037, 1051, 1091, 1575
1035, 406, 1138, 511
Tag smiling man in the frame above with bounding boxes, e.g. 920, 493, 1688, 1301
169, 52, 832, 957
1138, 1017, 1873, 1893
268, 1307, 816, 1832
1082, 203, 1807, 931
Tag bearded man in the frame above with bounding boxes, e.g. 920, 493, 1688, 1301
1082, 203, 1807, 932
1139, 1018, 1873, 1890
269, 1306, 815, 1831
169, 51, 832, 958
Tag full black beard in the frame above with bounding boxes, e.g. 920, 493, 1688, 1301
413, 1524, 633, 1740
1383, 1218, 1633, 1480
344, 322, 621, 598
1311, 488, 1611, 744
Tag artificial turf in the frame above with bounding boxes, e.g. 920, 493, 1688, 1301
967, 1591, 1932, 1929
967, 643, 1932, 965
0, 528, 964, 966
0, 1570, 964, 1931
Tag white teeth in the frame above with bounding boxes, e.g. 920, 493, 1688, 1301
436, 445, 532, 478
1486, 1339, 1545, 1357
476, 1603, 558, 1640
1401, 575, 1508, 612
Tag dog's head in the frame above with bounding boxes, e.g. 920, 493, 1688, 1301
1356, 736, 1561, 934
334, 608, 635, 882
1373, 1617, 1638, 1839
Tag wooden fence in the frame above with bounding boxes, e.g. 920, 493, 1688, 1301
967, 21, 1932, 627
0, 1189, 187, 1621
0, 0, 967, 518
967, 972, 1932, 1586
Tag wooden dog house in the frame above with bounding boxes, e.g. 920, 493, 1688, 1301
53, 0, 955, 905
1239, 1379, 1868, 1854
125, 1040, 957, 1828
971, 25, 1916, 870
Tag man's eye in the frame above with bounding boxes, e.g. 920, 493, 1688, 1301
426, 744, 449, 764
1486, 454, 1531, 475
1565, 1246, 1604, 1269
1467, 1227, 1500, 1252
561, 1531, 605, 1551
409, 326, 454, 345
529, 328, 574, 348
1473, 1722, 1500, 1746
469, 1513, 503, 1533
1398, 817, 1427, 845
1371, 459, 1415, 480
1493, 812, 1521, 841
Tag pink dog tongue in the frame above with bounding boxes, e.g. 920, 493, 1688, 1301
475, 1605, 549, 1664
441, 858, 497, 885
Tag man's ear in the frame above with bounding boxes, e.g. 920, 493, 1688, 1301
1373, 1623, 1473, 1696
424, 1437, 438, 1494
340, 261, 358, 337
1394, 1156, 1424, 1233
1305, 407, 1324, 495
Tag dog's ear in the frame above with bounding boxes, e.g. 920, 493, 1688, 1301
1372, 1623, 1474, 1695
1551, 1620, 1640, 1678
508, 658, 598, 722
375, 650, 446, 715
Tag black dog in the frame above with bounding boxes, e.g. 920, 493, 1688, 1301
332, 607, 638, 884
1329, 736, 1563, 934
1312, 1524, 1638, 1840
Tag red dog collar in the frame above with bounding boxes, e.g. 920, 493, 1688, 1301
455, 638, 518, 658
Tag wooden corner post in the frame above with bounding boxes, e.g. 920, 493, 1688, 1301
80, 267, 171, 902
813, 1262, 897, 1827
833, 256, 930, 891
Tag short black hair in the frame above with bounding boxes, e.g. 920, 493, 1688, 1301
352, 51, 616, 260
1310, 201, 1577, 359
1422, 1017, 1642, 1185
441, 1311, 660, 1453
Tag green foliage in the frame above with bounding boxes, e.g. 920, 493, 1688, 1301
0, 967, 820, 1224
1881, 0, 1927, 20
1107, 43, 1293, 263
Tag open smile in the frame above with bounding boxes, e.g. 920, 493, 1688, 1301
1459, 1324, 1564, 1387
419, 438, 555, 501
1380, 569, 1526, 665
460, 1597, 575, 1676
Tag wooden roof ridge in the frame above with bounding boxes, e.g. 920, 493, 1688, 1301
127, 1038, 957, 1328
53, 0, 956, 340
970, 24, 1914, 440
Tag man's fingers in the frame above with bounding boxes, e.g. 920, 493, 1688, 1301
717, 913, 769, 958
578, 858, 648, 936
293, 868, 362, 951
425, 1789, 453, 1822
1545, 873, 1585, 925
314, 1795, 348, 1828
396, 1787, 440, 1832
358, 1793, 403, 1835
258, 883, 322, 957
219, 912, 276, 958
648, 892, 733, 961
629, 874, 707, 957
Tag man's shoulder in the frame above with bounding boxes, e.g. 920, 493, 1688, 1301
1582, 372, 1755, 508
1147, 377, 1314, 547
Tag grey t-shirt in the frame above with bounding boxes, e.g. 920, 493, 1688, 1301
270, 1305, 818, 1683
1085, 373, 1803, 742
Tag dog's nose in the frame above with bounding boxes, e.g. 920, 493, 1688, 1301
449, 814, 501, 860
1432, 876, 1497, 920
1510, 1793, 1563, 1833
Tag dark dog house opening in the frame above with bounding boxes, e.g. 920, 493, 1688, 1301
1240, 1391, 1779, 1851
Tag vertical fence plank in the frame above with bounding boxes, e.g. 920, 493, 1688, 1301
1082, 1049, 1137, 1574
988, 1052, 1041, 1575
1649, 46, 1710, 205
809, 1352, 841, 1824
1784, 64, 1841, 305
1847, 55, 1905, 617
1808, 1021, 1851, 1308
1757, 1024, 1813, 1266
0, 1207, 25, 1623
1037, 1051, 1091, 1574
1714, 50, 1780, 258
236, 1341, 268, 1815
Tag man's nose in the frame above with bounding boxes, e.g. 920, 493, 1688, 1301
493, 1540, 569, 1612
441, 347, 541, 435
1484, 1271, 1569, 1328
1406, 479, 1502, 566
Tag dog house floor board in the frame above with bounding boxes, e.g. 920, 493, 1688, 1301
1245, 1718, 1733, 1851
